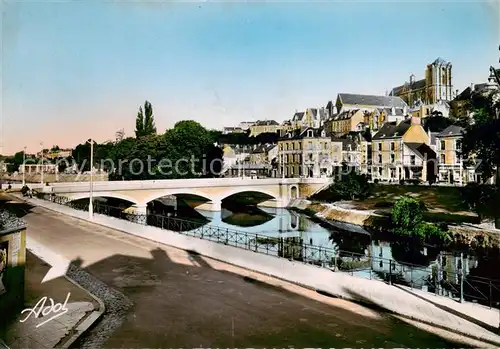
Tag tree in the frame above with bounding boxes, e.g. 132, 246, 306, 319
423, 112, 455, 132
310, 168, 372, 201
164, 120, 222, 179
459, 89, 500, 228
6, 151, 25, 173
391, 196, 449, 244
115, 129, 125, 143
135, 101, 157, 138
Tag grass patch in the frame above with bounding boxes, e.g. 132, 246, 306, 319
353, 184, 471, 213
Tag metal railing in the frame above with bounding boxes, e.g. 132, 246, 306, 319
33, 192, 500, 309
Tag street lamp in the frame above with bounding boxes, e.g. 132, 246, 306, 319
22, 146, 26, 186
40, 142, 44, 185
87, 139, 94, 219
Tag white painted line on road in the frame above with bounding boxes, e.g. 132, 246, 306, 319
26, 236, 71, 283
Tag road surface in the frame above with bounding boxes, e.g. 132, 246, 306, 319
7, 199, 491, 348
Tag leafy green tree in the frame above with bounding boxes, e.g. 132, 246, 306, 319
423, 112, 455, 132
6, 151, 25, 173
135, 101, 157, 138
391, 196, 449, 244
459, 90, 500, 228
164, 120, 222, 179
310, 168, 372, 201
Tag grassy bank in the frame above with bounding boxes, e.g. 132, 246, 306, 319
292, 199, 500, 250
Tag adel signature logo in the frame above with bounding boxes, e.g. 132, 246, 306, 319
19, 292, 71, 328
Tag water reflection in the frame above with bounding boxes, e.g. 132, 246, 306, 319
91, 196, 497, 307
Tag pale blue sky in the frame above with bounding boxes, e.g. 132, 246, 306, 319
2, 0, 499, 154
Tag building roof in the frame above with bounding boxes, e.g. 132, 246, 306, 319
437, 125, 464, 137
378, 107, 407, 117
432, 57, 449, 65
251, 144, 277, 154
279, 127, 327, 141
292, 112, 305, 121
391, 79, 427, 96
332, 109, 360, 121
318, 108, 328, 121
404, 142, 436, 160
338, 93, 408, 109
372, 120, 412, 140
254, 120, 279, 126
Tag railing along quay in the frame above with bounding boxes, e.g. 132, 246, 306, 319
35, 192, 500, 309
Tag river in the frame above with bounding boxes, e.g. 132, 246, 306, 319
75, 196, 500, 307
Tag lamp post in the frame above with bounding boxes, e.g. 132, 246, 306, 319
40, 142, 44, 185
22, 146, 26, 186
87, 139, 94, 219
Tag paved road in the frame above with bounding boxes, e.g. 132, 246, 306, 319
10, 201, 493, 348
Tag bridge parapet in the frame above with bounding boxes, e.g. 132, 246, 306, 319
46, 177, 331, 210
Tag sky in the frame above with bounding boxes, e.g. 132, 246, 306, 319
1, 0, 499, 155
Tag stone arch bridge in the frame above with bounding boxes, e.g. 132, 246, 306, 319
43, 178, 331, 213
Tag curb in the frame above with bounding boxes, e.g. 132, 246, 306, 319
22, 196, 500, 347
24, 235, 106, 349
59, 275, 106, 349
393, 283, 498, 334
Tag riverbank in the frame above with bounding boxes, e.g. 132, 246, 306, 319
289, 199, 500, 250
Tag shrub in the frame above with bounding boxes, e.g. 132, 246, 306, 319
391, 196, 448, 244
399, 179, 406, 185
310, 171, 372, 202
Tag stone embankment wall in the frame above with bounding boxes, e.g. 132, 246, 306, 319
290, 199, 500, 249
290, 199, 388, 227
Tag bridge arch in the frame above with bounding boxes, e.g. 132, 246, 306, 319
215, 188, 280, 203
139, 189, 214, 206
64, 191, 139, 205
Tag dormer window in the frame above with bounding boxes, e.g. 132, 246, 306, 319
321, 130, 325, 137
307, 130, 313, 138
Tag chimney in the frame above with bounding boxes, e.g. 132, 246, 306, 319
411, 116, 421, 125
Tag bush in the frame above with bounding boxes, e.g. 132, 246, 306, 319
399, 179, 406, 185
374, 179, 379, 184
310, 171, 372, 202
391, 196, 448, 244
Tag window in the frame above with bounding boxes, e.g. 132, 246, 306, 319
390, 142, 395, 151
441, 141, 445, 151
378, 143, 382, 151
391, 154, 395, 163
440, 154, 445, 163
410, 155, 416, 166
455, 140, 461, 151
378, 154, 382, 163
307, 130, 313, 137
